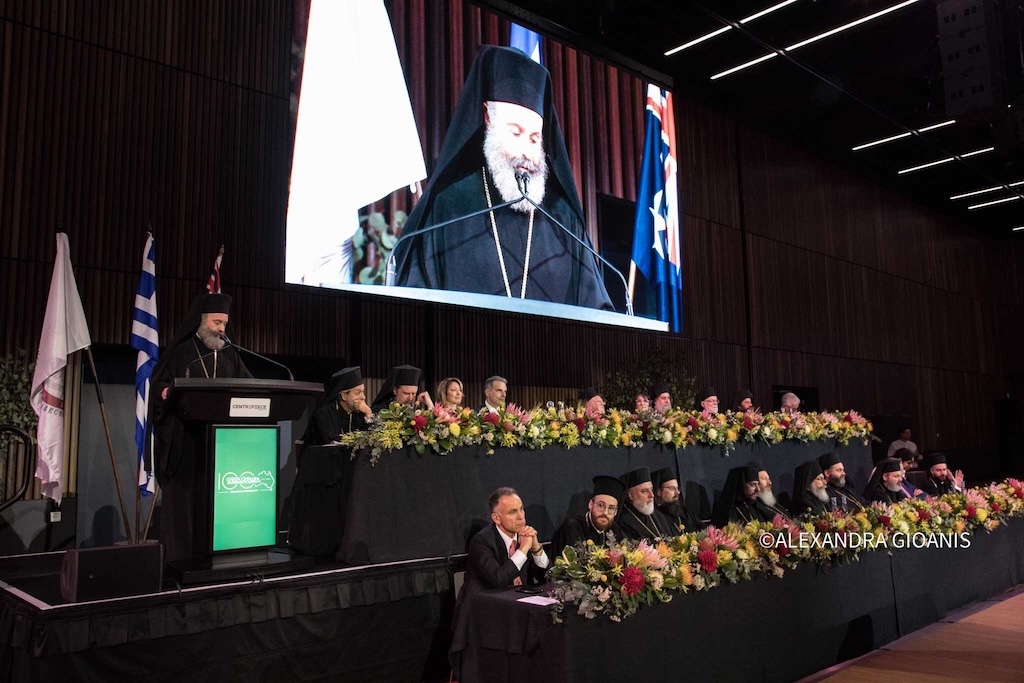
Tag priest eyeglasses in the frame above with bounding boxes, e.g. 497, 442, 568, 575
592, 501, 618, 514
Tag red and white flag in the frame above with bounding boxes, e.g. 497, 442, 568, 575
30, 233, 92, 503
206, 244, 224, 293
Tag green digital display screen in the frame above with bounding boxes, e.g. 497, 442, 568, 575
212, 426, 278, 552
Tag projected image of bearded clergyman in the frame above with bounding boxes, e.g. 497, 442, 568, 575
393, 46, 612, 310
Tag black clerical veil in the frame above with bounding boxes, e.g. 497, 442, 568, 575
393, 45, 612, 310
712, 466, 757, 528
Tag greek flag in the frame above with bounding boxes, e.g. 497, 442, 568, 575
130, 234, 158, 495
510, 23, 542, 65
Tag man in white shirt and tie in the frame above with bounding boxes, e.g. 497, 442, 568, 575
461, 487, 549, 598
482, 376, 508, 414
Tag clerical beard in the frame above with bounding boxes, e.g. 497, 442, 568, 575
634, 500, 655, 516
661, 499, 685, 520
884, 480, 902, 493
829, 475, 847, 489
196, 326, 226, 351
757, 488, 777, 508
811, 486, 830, 503
483, 125, 548, 213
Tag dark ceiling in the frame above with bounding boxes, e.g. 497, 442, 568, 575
497, 0, 1024, 235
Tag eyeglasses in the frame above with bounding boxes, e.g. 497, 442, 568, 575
593, 501, 618, 513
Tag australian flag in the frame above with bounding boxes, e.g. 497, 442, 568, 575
630, 85, 682, 333
130, 233, 158, 495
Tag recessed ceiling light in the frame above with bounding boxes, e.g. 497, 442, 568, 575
968, 195, 1021, 210
711, 0, 920, 80
665, 0, 801, 56
897, 147, 994, 174
950, 180, 1024, 200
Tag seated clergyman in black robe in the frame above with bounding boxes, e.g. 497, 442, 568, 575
369, 364, 432, 413
713, 466, 777, 527
790, 459, 835, 517
864, 458, 909, 504
302, 366, 372, 447
820, 452, 866, 512
750, 460, 792, 521
393, 46, 612, 311
652, 467, 701, 533
151, 293, 253, 564
922, 453, 964, 497
617, 467, 676, 540
550, 475, 625, 557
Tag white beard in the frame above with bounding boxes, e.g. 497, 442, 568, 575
196, 327, 226, 351
884, 480, 902, 493
757, 489, 777, 507
636, 500, 655, 516
811, 487, 830, 503
483, 125, 548, 213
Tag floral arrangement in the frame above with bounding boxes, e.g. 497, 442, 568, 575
339, 403, 874, 464
550, 479, 1024, 622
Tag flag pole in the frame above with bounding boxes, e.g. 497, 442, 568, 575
628, 261, 637, 303
83, 347, 134, 544
135, 221, 153, 543
141, 482, 160, 542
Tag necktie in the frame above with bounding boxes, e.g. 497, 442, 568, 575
509, 537, 518, 557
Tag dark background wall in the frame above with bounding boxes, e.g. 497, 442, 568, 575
1, 0, 1022, 537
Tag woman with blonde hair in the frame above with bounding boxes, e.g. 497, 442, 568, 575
436, 377, 465, 413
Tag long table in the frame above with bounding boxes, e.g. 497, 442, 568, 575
288, 440, 873, 564
451, 518, 1024, 683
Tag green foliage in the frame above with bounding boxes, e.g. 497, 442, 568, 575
602, 353, 696, 411
0, 350, 36, 435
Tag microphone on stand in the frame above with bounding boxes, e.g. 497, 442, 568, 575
514, 171, 634, 316
384, 195, 532, 287
220, 335, 295, 381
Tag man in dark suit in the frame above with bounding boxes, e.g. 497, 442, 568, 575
462, 487, 550, 599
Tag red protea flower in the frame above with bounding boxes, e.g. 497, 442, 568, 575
966, 504, 977, 519
641, 420, 651, 435
698, 537, 716, 553
697, 549, 718, 572
992, 502, 1001, 513
917, 509, 931, 522
743, 417, 755, 430
687, 416, 700, 430
482, 412, 500, 426
777, 545, 790, 557
620, 566, 645, 596
411, 415, 428, 432
815, 519, 831, 532
878, 514, 891, 527
1014, 487, 1024, 499
573, 417, 586, 432
780, 418, 791, 428
502, 420, 515, 432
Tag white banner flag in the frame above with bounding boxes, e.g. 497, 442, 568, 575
30, 233, 92, 503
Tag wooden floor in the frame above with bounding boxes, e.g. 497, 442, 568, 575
806, 587, 1024, 682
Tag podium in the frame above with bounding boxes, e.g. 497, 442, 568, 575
166, 378, 322, 582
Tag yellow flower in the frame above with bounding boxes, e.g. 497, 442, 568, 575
461, 407, 473, 418
679, 564, 694, 586
620, 433, 632, 446
976, 508, 989, 522
468, 424, 481, 435
600, 574, 608, 582
955, 519, 966, 533
656, 541, 673, 559
591, 547, 608, 561
586, 539, 595, 546
726, 428, 739, 442
717, 549, 733, 564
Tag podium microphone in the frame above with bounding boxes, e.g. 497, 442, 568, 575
515, 171, 634, 316
220, 335, 295, 381
384, 195, 529, 287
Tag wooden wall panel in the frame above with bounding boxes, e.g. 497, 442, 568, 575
682, 217, 746, 345
678, 98, 740, 229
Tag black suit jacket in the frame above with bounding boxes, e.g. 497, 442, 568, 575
461, 524, 547, 601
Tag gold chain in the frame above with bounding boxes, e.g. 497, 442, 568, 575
482, 167, 534, 298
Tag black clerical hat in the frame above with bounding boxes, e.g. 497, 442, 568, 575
741, 465, 760, 483
792, 459, 823, 495
651, 467, 677, 490
334, 366, 363, 392
926, 453, 947, 468
392, 365, 421, 387
201, 293, 232, 315
592, 475, 626, 501
621, 467, 651, 489
819, 452, 842, 470
696, 386, 717, 403
748, 460, 766, 473
579, 387, 599, 402
483, 46, 548, 115
878, 458, 901, 474
649, 383, 670, 400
